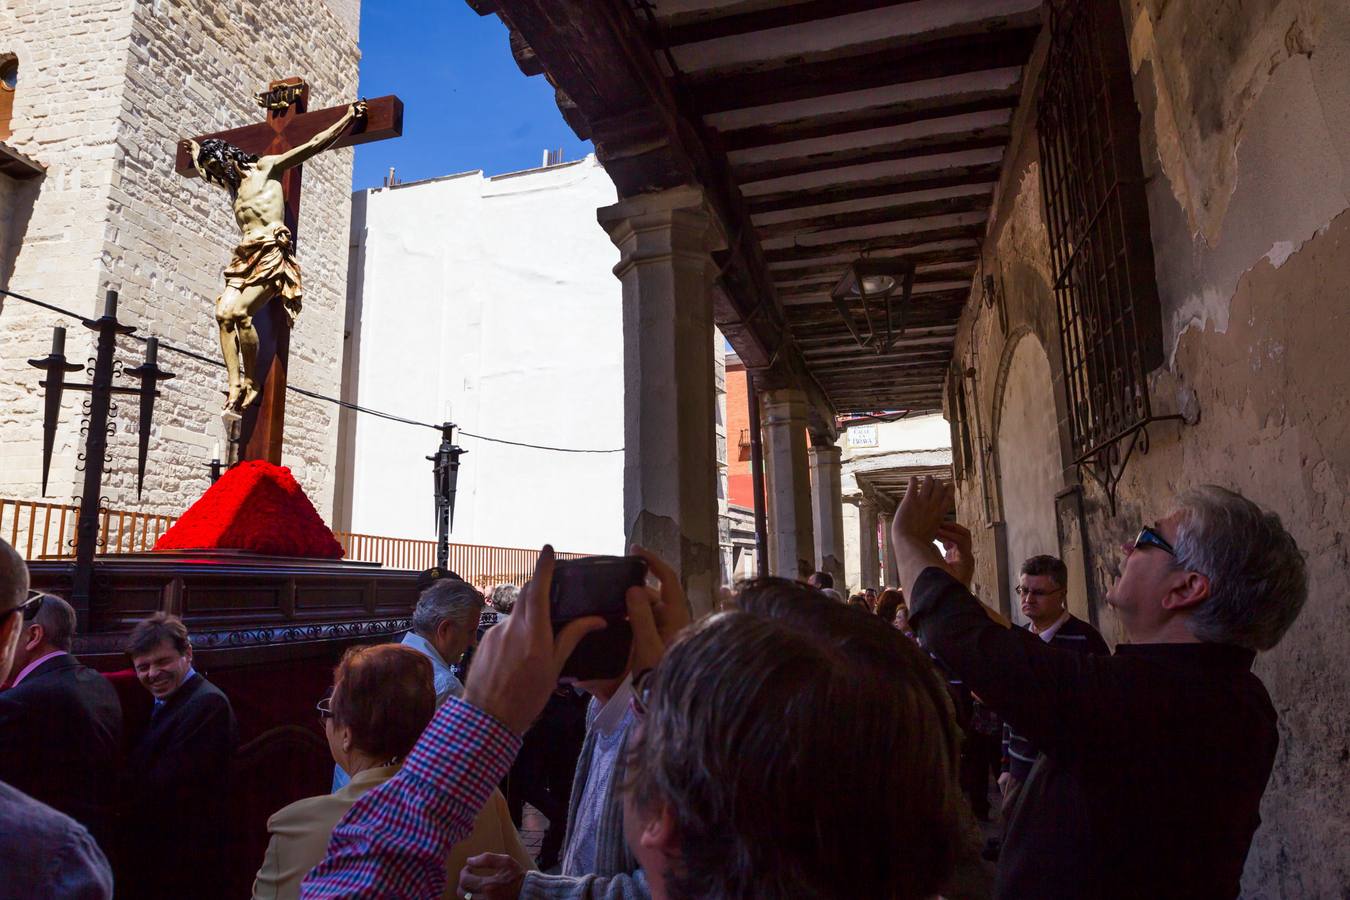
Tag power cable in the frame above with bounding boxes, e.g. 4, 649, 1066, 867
1, 287, 624, 453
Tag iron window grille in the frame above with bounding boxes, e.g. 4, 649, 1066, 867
1036, 0, 1180, 514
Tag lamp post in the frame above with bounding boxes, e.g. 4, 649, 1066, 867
428, 423, 465, 570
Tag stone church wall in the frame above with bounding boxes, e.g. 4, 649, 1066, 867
948, 1, 1350, 893
0, 0, 359, 521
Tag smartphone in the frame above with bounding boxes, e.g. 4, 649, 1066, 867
550, 555, 647, 681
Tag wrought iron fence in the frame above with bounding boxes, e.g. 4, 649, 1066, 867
0, 497, 176, 559
1, 497, 590, 584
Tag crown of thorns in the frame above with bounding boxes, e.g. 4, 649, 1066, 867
195, 138, 258, 189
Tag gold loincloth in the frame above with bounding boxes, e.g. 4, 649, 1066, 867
223, 224, 303, 326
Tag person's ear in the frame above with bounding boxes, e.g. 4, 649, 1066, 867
638, 803, 681, 859
22, 623, 43, 653
1161, 570, 1210, 612
0, 611, 23, 681
183, 644, 194, 667
340, 725, 353, 755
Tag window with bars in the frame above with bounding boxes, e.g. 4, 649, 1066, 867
1037, 0, 1166, 466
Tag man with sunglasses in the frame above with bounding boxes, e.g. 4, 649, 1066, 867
0, 538, 114, 898
891, 478, 1308, 900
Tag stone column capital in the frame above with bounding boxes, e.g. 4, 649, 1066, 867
807, 443, 842, 464
759, 386, 809, 425
597, 186, 727, 277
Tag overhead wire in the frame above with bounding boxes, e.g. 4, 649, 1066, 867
0, 287, 624, 453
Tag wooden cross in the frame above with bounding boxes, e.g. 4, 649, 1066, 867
175, 77, 403, 464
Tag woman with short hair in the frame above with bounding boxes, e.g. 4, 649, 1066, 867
252, 643, 533, 899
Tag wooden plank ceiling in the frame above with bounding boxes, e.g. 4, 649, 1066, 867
472, 0, 1043, 419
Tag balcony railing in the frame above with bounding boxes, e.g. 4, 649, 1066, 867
1, 497, 589, 586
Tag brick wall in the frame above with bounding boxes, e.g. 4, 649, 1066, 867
0, 0, 360, 521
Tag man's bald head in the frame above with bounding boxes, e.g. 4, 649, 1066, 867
0, 537, 26, 609
0, 538, 31, 684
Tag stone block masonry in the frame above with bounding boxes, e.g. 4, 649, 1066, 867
0, 0, 360, 522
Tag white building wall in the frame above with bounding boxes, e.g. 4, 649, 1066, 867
341, 156, 624, 555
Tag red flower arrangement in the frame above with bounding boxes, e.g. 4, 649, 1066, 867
153, 460, 344, 559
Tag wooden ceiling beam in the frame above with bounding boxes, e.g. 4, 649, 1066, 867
808, 353, 957, 371
486, 0, 840, 436
755, 191, 991, 239
687, 26, 1040, 114
747, 162, 1003, 215
735, 130, 1009, 184
762, 223, 985, 263
799, 325, 961, 348
654, 0, 922, 47
786, 289, 969, 319
777, 268, 974, 298
720, 91, 1020, 152
771, 248, 979, 282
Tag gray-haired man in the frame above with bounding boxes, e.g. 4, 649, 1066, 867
893, 480, 1309, 900
334, 577, 484, 790
405, 578, 486, 705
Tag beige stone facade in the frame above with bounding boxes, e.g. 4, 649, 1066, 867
949, 1, 1350, 893
0, 0, 360, 520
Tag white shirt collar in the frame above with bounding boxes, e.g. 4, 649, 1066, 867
592, 673, 635, 736
1032, 609, 1072, 642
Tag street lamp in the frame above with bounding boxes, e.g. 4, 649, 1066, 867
829, 258, 916, 353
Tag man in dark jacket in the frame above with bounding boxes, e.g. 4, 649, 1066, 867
999, 555, 1109, 821
123, 612, 239, 900
891, 477, 1307, 900
0, 593, 122, 851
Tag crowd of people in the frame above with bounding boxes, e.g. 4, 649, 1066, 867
0, 476, 1310, 899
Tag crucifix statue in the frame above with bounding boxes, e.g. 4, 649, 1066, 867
175, 78, 402, 462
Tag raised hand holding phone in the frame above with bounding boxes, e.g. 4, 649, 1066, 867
463, 546, 606, 735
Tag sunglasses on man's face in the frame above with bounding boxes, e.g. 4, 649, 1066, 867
1, 591, 44, 622
1133, 526, 1176, 556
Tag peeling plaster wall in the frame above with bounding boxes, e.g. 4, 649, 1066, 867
948, 1, 1350, 893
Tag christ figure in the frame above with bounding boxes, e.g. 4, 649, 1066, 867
187, 99, 366, 412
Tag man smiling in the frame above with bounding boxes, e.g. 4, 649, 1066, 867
891, 479, 1308, 900
123, 613, 239, 899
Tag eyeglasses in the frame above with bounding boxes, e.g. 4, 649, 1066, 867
1014, 585, 1063, 599
630, 668, 655, 720
1133, 526, 1176, 556
316, 696, 334, 721
0, 591, 44, 622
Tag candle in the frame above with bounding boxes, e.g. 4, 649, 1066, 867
145, 337, 158, 365
211, 441, 221, 461
51, 326, 66, 357
103, 290, 118, 320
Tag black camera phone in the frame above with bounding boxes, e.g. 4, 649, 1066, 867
550, 555, 647, 681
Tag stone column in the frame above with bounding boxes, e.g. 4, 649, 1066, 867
858, 498, 880, 590
761, 387, 814, 579
809, 442, 845, 589
599, 186, 723, 617
881, 506, 900, 588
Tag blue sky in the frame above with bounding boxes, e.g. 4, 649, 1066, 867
352, 1, 594, 190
